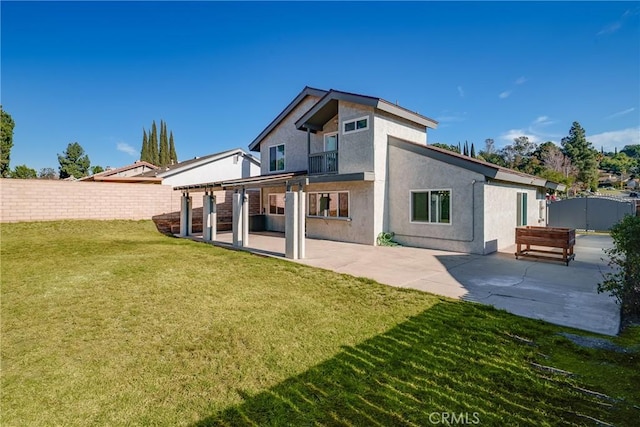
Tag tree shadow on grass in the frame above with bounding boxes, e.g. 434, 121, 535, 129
193, 301, 617, 426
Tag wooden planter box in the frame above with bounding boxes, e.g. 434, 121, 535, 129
515, 226, 576, 266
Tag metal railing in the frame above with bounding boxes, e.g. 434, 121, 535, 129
308, 150, 338, 175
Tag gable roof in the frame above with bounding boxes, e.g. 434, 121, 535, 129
136, 148, 260, 178
295, 89, 438, 132
248, 86, 328, 152
79, 161, 158, 181
389, 136, 566, 191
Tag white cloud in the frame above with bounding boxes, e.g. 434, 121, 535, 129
605, 107, 635, 120
457, 85, 464, 97
117, 142, 138, 157
587, 127, 640, 152
515, 76, 527, 85
435, 111, 467, 123
597, 8, 639, 35
499, 129, 540, 144
533, 116, 549, 124
499, 90, 511, 99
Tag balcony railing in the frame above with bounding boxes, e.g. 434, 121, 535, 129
309, 150, 338, 175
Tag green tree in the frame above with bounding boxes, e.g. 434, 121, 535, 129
470, 142, 476, 158
431, 143, 460, 153
149, 121, 159, 165
159, 120, 169, 166
38, 167, 58, 179
1, 105, 15, 177
58, 142, 91, 179
91, 165, 104, 175
621, 144, 640, 159
11, 164, 37, 179
140, 129, 150, 163
598, 215, 640, 321
169, 131, 177, 164
561, 122, 598, 190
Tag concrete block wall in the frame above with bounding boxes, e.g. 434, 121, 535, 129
0, 179, 185, 223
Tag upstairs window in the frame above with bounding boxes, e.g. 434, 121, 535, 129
269, 144, 285, 172
342, 116, 369, 135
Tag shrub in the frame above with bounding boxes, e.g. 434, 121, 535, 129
598, 215, 640, 324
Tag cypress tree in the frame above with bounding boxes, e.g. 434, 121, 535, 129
141, 129, 149, 162
169, 131, 177, 164
464, 141, 469, 156
159, 120, 169, 166
150, 121, 159, 165
471, 142, 476, 158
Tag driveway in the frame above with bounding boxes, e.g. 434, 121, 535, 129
210, 233, 620, 336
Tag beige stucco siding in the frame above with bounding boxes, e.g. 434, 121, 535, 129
305, 181, 375, 245
387, 143, 487, 253
259, 96, 320, 175
337, 102, 375, 174
483, 182, 546, 252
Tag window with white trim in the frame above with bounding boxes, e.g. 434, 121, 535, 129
269, 144, 285, 172
268, 193, 285, 215
517, 192, 528, 226
342, 116, 369, 134
411, 190, 451, 224
308, 191, 349, 218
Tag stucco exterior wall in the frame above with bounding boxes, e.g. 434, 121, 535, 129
483, 182, 546, 251
161, 154, 260, 187
259, 95, 320, 175
337, 102, 375, 174
305, 181, 375, 245
387, 144, 487, 254
373, 112, 428, 244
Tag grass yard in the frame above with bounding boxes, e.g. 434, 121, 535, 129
1, 220, 638, 426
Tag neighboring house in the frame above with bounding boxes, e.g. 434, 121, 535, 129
176, 86, 564, 256
80, 161, 160, 183
138, 148, 260, 187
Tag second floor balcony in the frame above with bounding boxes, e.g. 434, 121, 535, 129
309, 150, 338, 175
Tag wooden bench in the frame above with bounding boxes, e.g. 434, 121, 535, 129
515, 226, 576, 266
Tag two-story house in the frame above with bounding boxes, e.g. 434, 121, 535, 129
176, 86, 564, 257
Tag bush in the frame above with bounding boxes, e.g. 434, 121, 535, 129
598, 215, 640, 324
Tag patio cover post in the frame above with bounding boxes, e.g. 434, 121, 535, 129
242, 188, 249, 247
232, 191, 244, 247
203, 192, 216, 242
285, 191, 299, 259
297, 186, 305, 259
180, 192, 192, 237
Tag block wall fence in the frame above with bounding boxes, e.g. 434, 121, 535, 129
0, 179, 260, 234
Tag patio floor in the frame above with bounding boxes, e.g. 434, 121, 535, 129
189, 232, 620, 336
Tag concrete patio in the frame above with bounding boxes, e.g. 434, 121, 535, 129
194, 232, 620, 336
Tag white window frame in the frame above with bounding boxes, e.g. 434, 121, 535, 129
517, 192, 528, 226
324, 132, 338, 152
342, 115, 369, 135
267, 193, 285, 216
268, 143, 285, 172
307, 191, 350, 220
409, 189, 452, 225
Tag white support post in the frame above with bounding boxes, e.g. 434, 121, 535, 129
297, 187, 305, 259
203, 192, 216, 242
242, 188, 249, 247
232, 192, 243, 247
211, 194, 217, 241
180, 192, 192, 237
285, 191, 299, 259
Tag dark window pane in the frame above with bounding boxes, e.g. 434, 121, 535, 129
356, 118, 367, 129
328, 192, 338, 217
412, 192, 429, 221
344, 121, 355, 132
339, 193, 349, 218
269, 146, 276, 171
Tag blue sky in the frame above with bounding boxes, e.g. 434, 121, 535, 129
2, 1, 639, 172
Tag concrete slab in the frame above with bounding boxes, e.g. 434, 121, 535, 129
204, 232, 620, 336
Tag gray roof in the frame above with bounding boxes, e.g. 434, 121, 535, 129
295, 89, 438, 132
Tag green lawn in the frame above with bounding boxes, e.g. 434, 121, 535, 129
1, 220, 638, 426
